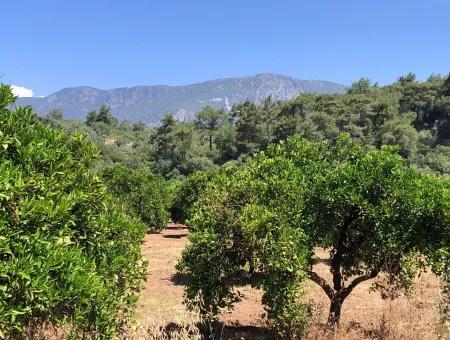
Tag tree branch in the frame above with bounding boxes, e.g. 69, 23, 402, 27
335, 268, 380, 300
307, 270, 334, 299
348, 269, 379, 290
331, 210, 359, 291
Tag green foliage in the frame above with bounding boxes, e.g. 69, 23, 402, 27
101, 165, 171, 231
132, 121, 146, 131
177, 148, 312, 336
443, 73, 450, 97
398, 72, 417, 85
0, 85, 147, 338
151, 114, 215, 178
46, 109, 63, 121
170, 167, 229, 225
231, 101, 268, 154
40, 73, 450, 179
195, 106, 227, 150
45, 111, 154, 171
86, 105, 119, 127
178, 134, 449, 335
347, 77, 372, 94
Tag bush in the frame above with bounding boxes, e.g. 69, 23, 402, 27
177, 156, 310, 337
170, 166, 236, 225
170, 170, 214, 225
0, 85, 147, 338
101, 165, 171, 231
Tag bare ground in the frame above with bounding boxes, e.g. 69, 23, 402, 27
134, 224, 447, 339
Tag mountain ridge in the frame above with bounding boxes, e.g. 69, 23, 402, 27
17, 73, 347, 124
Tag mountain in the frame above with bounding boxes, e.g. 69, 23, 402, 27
17, 74, 346, 124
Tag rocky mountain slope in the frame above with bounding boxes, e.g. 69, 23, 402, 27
17, 73, 346, 124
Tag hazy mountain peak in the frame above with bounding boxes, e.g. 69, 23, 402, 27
17, 73, 346, 123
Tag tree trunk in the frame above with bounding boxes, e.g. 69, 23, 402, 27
209, 133, 213, 150
248, 259, 255, 275
308, 268, 380, 330
327, 297, 344, 329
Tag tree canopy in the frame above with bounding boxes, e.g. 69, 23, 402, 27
177, 135, 450, 337
0, 85, 147, 337
43, 73, 450, 178
86, 104, 119, 127
101, 165, 172, 231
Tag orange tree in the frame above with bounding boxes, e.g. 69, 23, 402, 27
0, 85, 147, 338
170, 167, 231, 225
101, 165, 171, 231
177, 134, 449, 337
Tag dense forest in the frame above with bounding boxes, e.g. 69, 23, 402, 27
42, 73, 450, 178
1, 73, 450, 338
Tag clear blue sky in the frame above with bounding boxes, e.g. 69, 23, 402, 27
2, 0, 450, 96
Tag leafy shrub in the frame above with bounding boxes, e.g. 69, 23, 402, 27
170, 164, 239, 226
0, 85, 147, 338
177, 162, 310, 336
101, 165, 171, 231
170, 168, 224, 225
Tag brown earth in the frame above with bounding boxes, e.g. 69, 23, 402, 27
135, 224, 446, 339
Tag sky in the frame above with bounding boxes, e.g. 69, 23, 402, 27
1, 0, 450, 96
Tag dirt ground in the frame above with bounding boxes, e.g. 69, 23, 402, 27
135, 224, 446, 339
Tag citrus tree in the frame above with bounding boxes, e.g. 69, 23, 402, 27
178, 134, 450, 336
0, 85, 147, 338
170, 167, 231, 225
101, 165, 171, 231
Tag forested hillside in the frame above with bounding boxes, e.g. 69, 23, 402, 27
43, 73, 450, 177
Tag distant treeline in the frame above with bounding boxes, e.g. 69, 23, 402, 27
42, 73, 450, 176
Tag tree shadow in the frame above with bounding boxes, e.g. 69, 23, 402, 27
166, 223, 189, 231
200, 321, 275, 340
171, 270, 262, 287
162, 233, 189, 239
170, 272, 189, 286
156, 321, 275, 340
311, 256, 330, 266
146, 223, 188, 235
155, 321, 199, 338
